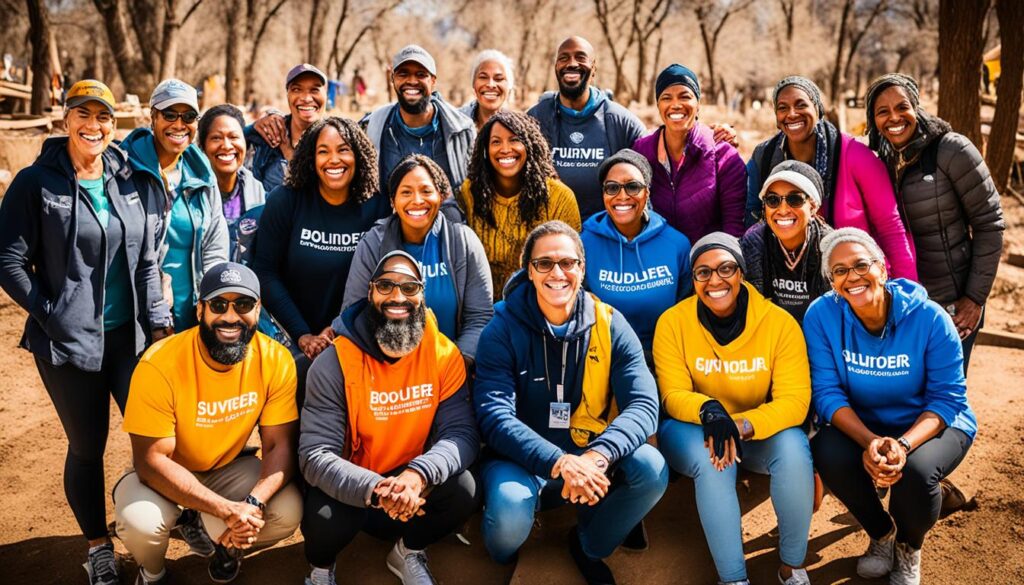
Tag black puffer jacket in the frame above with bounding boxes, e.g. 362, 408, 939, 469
888, 132, 1004, 305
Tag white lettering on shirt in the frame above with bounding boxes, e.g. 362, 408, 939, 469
368, 384, 435, 421
694, 357, 769, 376
194, 391, 260, 428
842, 350, 911, 376
299, 228, 361, 252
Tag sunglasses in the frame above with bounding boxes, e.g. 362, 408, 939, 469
372, 279, 424, 296
693, 261, 740, 282
530, 257, 582, 273
206, 297, 257, 314
762, 192, 810, 209
156, 109, 199, 124
602, 181, 646, 198
829, 259, 878, 280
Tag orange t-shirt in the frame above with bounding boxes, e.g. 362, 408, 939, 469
337, 312, 466, 474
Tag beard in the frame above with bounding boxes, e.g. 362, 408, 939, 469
199, 319, 258, 366
368, 300, 426, 357
397, 85, 431, 115
557, 67, 592, 101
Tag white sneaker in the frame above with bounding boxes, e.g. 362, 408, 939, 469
304, 563, 337, 585
857, 528, 895, 578
386, 540, 437, 585
890, 542, 922, 585
779, 567, 811, 585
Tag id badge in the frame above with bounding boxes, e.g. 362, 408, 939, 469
549, 402, 571, 429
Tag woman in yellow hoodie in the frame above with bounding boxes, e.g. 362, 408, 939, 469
653, 232, 813, 585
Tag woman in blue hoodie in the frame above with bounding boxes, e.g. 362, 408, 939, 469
804, 227, 975, 585
581, 148, 691, 362
474, 221, 667, 585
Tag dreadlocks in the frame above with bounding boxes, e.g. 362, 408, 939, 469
284, 116, 379, 204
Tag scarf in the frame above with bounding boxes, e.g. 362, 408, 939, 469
697, 285, 749, 346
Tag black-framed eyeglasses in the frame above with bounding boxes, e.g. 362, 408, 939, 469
206, 296, 257, 315
762, 192, 810, 209
372, 279, 424, 296
602, 181, 646, 197
693, 262, 740, 282
530, 257, 582, 273
156, 109, 199, 124
829, 259, 878, 280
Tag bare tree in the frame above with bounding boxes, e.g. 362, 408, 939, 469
593, 0, 637, 99
242, 0, 290, 100
631, 0, 673, 104
593, 0, 674, 103
938, 0, 989, 145
26, 0, 52, 115
307, 0, 329, 66
778, 0, 795, 44
828, 0, 888, 104
986, 0, 1024, 192
688, 0, 755, 101
327, 0, 403, 80
93, 0, 154, 94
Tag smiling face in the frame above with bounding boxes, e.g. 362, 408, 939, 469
314, 125, 357, 195
775, 85, 818, 145
474, 59, 511, 113
152, 103, 198, 160
872, 85, 918, 150
693, 249, 743, 318
201, 114, 246, 181
369, 256, 427, 358
602, 162, 648, 236
66, 102, 115, 160
196, 292, 260, 365
487, 121, 527, 180
828, 241, 887, 311
763, 179, 815, 246
658, 84, 699, 134
529, 233, 584, 320
393, 62, 436, 114
287, 74, 326, 125
554, 37, 594, 100
393, 165, 441, 236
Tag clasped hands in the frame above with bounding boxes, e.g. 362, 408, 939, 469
863, 436, 907, 488
373, 469, 428, 522
298, 326, 336, 359
218, 500, 265, 550
551, 451, 610, 506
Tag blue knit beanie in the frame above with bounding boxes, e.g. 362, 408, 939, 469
656, 64, 700, 101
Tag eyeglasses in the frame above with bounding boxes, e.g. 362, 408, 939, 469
762, 192, 810, 209
372, 279, 424, 296
206, 297, 257, 314
829, 259, 878, 280
530, 257, 582, 273
693, 262, 740, 282
156, 109, 199, 124
602, 181, 646, 198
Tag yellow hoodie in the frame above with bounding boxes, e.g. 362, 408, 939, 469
653, 281, 810, 440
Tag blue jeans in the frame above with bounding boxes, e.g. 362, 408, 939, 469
480, 443, 668, 563
658, 420, 813, 582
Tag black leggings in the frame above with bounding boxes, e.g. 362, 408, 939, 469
811, 424, 971, 549
302, 469, 479, 567
34, 323, 138, 541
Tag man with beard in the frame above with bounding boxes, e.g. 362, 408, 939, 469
299, 251, 479, 585
362, 45, 476, 193
114, 262, 302, 585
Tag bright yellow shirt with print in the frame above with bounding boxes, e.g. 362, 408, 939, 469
123, 328, 298, 472
653, 281, 810, 440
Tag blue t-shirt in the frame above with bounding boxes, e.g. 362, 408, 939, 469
404, 233, 458, 340
80, 175, 132, 330
162, 161, 198, 330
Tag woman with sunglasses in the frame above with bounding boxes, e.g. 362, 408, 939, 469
655, 233, 813, 585
581, 149, 691, 363
631, 64, 747, 243
805, 227, 974, 585
0, 80, 170, 585
338, 155, 494, 368
123, 79, 228, 331
459, 110, 580, 299
740, 160, 833, 324
474, 221, 666, 585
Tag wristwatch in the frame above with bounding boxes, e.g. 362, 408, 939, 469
896, 436, 912, 453
244, 493, 266, 512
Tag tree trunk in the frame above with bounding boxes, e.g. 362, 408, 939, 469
307, 0, 327, 65
130, 0, 164, 79
698, 18, 717, 100
829, 0, 852, 103
92, 0, 153, 95
938, 0, 989, 146
986, 0, 1024, 192
26, 0, 51, 115
225, 0, 245, 104
159, 0, 181, 80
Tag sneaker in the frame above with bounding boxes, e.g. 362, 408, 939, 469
857, 527, 895, 579
305, 563, 337, 585
939, 478, 969, 518
718, 581, 751, 585
890, 542, 922, 585
135, 568, 170, 585
84, 543, 119, 585
177, 508, 216, 557
386, 540, 438, 585
208, 545, 242, 583
620, 520, 649, 552
779, 567, 811, 585
568, 527, 616, 585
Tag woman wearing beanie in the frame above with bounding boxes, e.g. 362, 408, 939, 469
740, 160, 833, 323
632, 64, 747, 243
865, 73, 1004, 372
805, 227, 975, 585
744, 76, 917, 282
654, 233, 813, 585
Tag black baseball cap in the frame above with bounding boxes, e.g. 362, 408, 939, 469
285, 63, 328, 88
370, 250, 422, 282
200, 262, 261, 300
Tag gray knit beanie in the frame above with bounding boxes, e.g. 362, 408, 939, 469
690, 232, 746, 273
759, 160, 824, 208
819, 227, 886, 280
773, 76, 826, 118
598, 148, 653, 186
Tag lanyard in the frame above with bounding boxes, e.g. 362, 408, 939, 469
542, 334, 570, 402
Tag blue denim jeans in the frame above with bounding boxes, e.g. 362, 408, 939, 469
658, 420, 813, 582
480, 443, 668, 563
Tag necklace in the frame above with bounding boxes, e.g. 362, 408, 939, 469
777, 235, 808, 272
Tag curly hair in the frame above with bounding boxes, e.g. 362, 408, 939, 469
197, 103, 245, 149
284, 116, 379, 204
387, 154, 453, 201
466, 110, 556, 229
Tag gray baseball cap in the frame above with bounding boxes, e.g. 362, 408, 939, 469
200, 262, 261, 300
392, 45, 437, 76
150, 79, 199, 112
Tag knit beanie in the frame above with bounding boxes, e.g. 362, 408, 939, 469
758, 160, 824, 208
864, 72, 952, 157
773, 76, 825, 118
819, 227, 886, 280
656, 64, 701, 101
598, 148, 653, 186
690, 232, 746, 273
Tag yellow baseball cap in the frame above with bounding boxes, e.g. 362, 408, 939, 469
66, 80, 116, 115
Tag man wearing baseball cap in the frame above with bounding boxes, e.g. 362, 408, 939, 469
115, 261, 301, 584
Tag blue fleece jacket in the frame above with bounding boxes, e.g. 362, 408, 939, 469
804, 278, 976, 440
473, 271, 659, 477
581, 209, 691, 354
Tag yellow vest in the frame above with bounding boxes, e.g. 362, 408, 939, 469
570, 294, 617, 447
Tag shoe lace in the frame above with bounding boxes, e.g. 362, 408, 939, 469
894, 545, 919, 575
405, 551, 436, 582
179, 513, 213, 551
866, 536, 891, 558
88, 546, 118, 584
309, 565, 337, 585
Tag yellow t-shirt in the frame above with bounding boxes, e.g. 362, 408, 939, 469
123, 328, 299, 472
458, 177, 581, 299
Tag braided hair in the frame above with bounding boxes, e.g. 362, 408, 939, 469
284, 116, 379, 204
466, 110, 556, 228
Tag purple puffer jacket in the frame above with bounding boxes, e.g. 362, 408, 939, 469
632, 123, 747, 243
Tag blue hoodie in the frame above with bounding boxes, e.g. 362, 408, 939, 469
473, 270, 659, 477
581, 209, 691, 354
803, 278, 976, 440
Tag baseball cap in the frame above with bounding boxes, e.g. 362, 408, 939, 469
150, 79, 199, 112
285, 63, 328, 88
200, 262, 261, 301
370, 251, 423, 282
65, 80, 116, 115
392, 45, 437, 76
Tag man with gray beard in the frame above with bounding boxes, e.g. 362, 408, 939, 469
299, 251, 479, 585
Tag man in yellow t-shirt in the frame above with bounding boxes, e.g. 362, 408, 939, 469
114, 262, 301, 585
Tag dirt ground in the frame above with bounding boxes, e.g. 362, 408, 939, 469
2, 200, 1024, 584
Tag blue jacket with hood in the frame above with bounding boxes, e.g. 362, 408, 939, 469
581, 209, 692, 355
473, 270, 659, 477
244, 115, 291, 193
804, 278, 976, 440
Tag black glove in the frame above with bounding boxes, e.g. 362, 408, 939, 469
699, 400, 742, 460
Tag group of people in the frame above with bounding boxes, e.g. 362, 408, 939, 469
0, 33, 1005, 585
